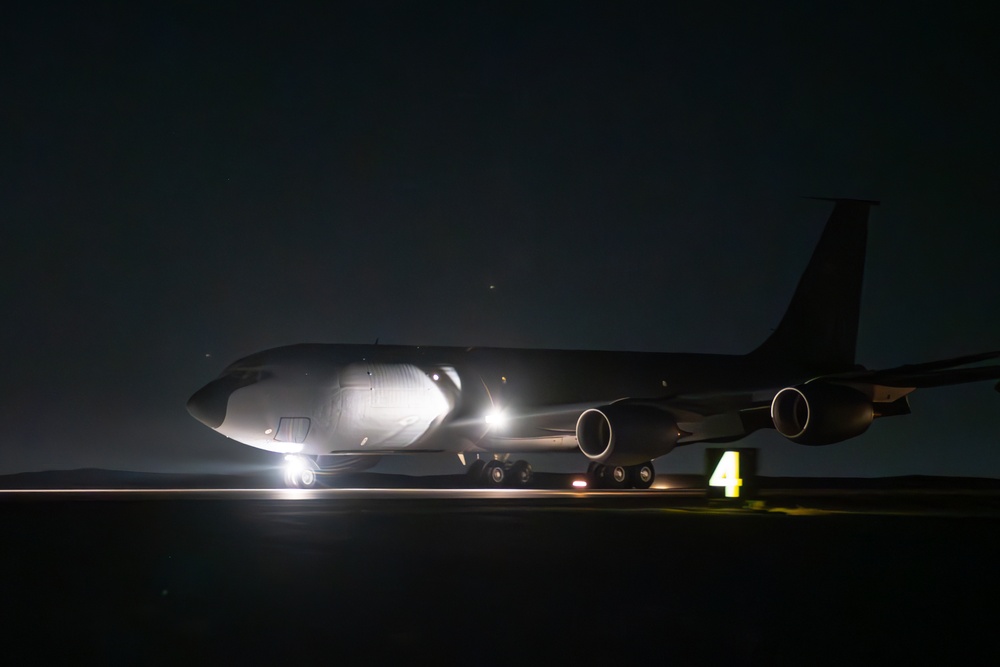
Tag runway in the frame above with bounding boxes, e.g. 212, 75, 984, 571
4, 485, 999, 516
3, 488, 998, 665
0, 486, 686, 499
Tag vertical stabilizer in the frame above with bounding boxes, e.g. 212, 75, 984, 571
750, 198, 878, 373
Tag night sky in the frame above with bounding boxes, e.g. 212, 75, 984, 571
3, 2, 998, 478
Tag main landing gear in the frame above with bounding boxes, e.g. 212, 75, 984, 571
587, 461, 655, 489
466, 458, 533, 488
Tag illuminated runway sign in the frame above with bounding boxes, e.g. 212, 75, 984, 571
705, 448, 758, 500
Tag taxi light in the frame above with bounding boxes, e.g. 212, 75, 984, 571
572, 479, 588, 488
284, 455, 307, 473
484, 409, 506, 426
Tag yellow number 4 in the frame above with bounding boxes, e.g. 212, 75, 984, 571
709, 451, 743, 498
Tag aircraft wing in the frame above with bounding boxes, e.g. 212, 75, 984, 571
611, 350, 1000, 447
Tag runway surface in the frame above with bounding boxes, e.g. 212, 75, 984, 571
3, 488, 998, 665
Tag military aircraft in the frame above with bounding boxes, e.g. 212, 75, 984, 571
187, 199, 1000, 488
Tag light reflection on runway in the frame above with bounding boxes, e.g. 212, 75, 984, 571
0, 487, 694, 500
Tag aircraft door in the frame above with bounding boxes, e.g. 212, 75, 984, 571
273, 417, 311, 444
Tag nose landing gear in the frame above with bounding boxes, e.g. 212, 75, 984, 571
283, 455, 319, 488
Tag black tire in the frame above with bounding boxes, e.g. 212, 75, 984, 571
466, 458, 487, 484
298, 467, 317, 488
631, 462, 655, 489
483, 460, 506, 487
607, 465, 629, 489
284, 456, 319, 488
509, 460, 532, 487
588, 463, 607, 489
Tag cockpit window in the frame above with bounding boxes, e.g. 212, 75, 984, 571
228, 369, 261, 383
219, 353, 268, 382
213, 364, 265, 392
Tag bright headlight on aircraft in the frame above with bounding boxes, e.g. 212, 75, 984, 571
572, 479, 588, 488
484, 409, 506, 426
284, 454, 307, 473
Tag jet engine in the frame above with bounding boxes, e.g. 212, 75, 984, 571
770, 384, 873, 445
575, 404, 680, 466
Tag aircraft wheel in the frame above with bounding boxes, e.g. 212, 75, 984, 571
631, 462, 655, 489
607, 465, 630, 489
298, 467, 317, 488
509, 460, 532, 487
283, 456, 318, 488
588, 463, 607, 489
465, 459, 486, 487
483, 460, 506, 487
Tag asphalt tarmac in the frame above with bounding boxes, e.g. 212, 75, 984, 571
2, 488, 998, 666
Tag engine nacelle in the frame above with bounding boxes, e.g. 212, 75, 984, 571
575, 404, 680, 466
770, 384, 873, 445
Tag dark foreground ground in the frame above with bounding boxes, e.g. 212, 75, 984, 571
2, 489, 998, 666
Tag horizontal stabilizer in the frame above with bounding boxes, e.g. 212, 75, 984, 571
873, 350, 1000, 374
826, 351, 1000, 389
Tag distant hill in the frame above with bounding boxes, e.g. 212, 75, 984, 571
0, 468, 277, 489
756, 475, 1000, 491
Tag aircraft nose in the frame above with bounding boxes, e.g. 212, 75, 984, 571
186, 380, 230, 429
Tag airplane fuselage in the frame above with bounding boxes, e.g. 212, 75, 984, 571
189, 342, 811, 458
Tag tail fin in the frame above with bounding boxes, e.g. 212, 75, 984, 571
749, 198, 878, 372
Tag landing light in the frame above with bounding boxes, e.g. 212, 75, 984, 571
284, 454, 307, 473
484, 409, 506, 426
572, 479, 588, 489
